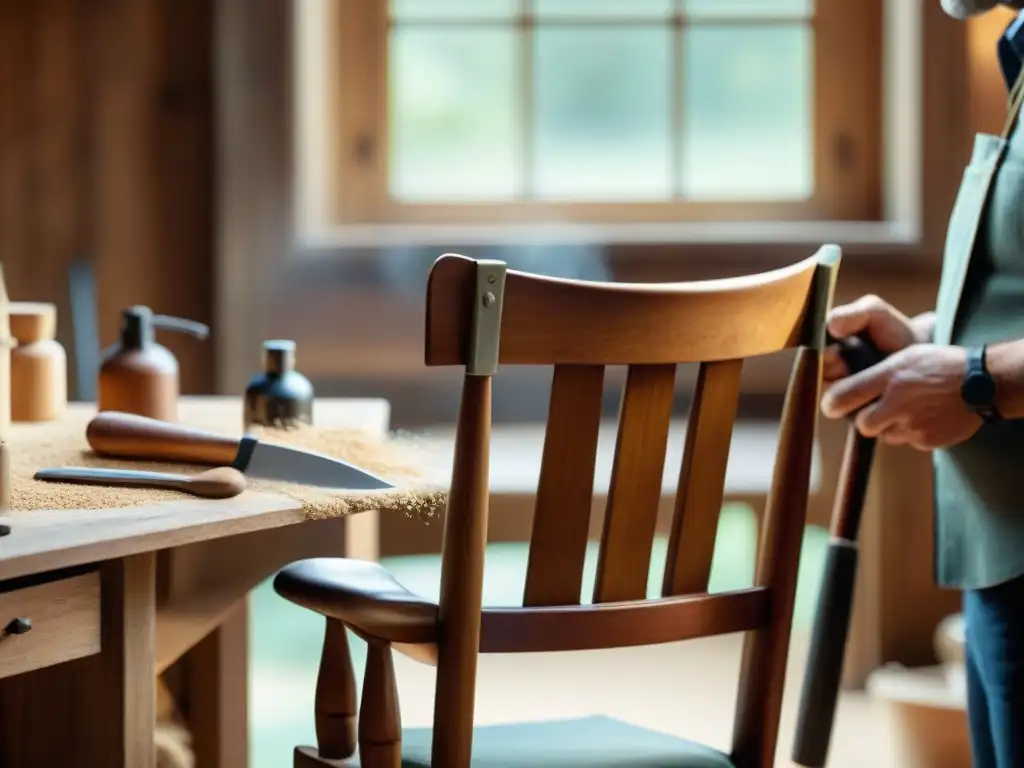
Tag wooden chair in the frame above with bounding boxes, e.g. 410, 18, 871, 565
274, 247, 842, 768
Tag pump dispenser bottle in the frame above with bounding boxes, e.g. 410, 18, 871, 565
98, 306, 209, 422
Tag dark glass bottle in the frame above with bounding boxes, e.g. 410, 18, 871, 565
243, 340, 314, 429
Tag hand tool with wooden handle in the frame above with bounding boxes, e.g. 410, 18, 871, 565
791, 332, 887, 767
86, 411, 395, 491
34, 466, 247, 499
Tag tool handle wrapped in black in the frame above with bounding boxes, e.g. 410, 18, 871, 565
791, 543, 859, 765
825, 332, 885, 377
791, 332, 885, 768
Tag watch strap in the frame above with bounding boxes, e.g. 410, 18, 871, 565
969, 345, 1003, 422
967, 345, 984, 375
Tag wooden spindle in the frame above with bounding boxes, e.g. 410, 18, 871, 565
358, 641, 401, 768
314, 618, 357, 759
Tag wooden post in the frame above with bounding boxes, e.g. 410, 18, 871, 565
0, 264, 11, 513
184, 599, 249, 768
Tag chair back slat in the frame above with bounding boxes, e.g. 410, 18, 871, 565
523, 364, 605, 607
593, 363, 677, 604
662, 359, 744, 597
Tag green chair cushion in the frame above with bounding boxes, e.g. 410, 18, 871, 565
355, 716, 735, 767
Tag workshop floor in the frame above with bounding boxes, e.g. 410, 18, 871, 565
248, 506, 888, 767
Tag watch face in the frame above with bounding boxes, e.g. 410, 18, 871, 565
962, 372, 997, 407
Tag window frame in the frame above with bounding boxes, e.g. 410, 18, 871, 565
300, 0, 883, 230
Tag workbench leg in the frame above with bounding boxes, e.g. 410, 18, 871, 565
0, 553, 157, 767
185, 598, 249, 768
344, 509, 380, 561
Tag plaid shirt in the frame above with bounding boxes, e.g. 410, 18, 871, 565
999, 11, 1024, 91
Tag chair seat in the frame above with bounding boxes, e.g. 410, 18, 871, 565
352, 716, 734, 767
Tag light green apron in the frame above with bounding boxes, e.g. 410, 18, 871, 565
933, 74, 1024, 590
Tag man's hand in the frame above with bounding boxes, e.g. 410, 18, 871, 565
821, 344, 981, 450
823, 295, 924, 386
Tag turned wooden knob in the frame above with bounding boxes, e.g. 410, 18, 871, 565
4, 617, 32, 636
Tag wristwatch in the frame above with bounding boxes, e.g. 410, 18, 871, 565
961, 345, 1002, 422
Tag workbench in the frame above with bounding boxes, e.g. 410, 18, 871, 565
0, 397, 393, 767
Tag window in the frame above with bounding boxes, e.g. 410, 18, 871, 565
298, 0, 882, 231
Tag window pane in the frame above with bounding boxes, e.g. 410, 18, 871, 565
389, 29, 519, 200
683, 0, 813, 19
535, 0, 673, 18
680, 24, 812, 200
390, 0, 518, 21
533, 28, 671, 200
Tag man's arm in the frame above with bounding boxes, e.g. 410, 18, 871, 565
911, 311, 936, 344
987, 339, 1024, 419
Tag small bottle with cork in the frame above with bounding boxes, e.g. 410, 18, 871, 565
98, 306, 209, 422
9, 302, 67, 422
244, 340, 314, 430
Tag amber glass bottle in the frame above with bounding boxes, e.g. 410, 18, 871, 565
98, 306, 209, 422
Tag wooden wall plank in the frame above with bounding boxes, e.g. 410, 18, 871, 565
0, 0, 88, 394
0, 0, 215, 397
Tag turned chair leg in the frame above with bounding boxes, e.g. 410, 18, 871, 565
294, 618, 358, 766
358, 641, 402, 768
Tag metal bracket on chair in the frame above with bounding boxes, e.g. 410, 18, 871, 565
467, 260, 507, 376
804, 244, 842, 352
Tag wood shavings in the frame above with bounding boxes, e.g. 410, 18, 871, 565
7, 409, 447, 523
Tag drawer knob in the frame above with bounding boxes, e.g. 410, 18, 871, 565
3, 617, 32, 636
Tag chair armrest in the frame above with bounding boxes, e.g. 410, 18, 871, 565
273, 558, 438, 644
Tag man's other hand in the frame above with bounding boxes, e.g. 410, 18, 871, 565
821, 343, 981, 450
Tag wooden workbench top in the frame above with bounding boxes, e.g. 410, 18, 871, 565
0, 397, 401, 580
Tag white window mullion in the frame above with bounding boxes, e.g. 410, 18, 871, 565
520, 0, 536, 200
671, 0, 685, 200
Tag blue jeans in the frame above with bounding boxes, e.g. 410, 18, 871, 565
963, 573, 1024, 768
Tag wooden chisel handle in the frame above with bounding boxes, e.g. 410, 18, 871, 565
86, 412, 241, 466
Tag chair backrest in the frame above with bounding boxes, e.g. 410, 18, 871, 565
424, 247, 840, 767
